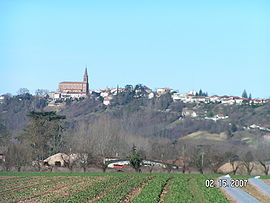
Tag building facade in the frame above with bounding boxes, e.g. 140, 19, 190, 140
58, 68, 89, 98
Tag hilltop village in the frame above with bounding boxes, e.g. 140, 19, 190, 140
44, 68, 268, 107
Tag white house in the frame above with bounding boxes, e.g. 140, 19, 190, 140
103, 95, 113, 105
148, 92, 155, 99
156, 88, 172, 95
0, 95, 5, 104
182, 108, 198, 118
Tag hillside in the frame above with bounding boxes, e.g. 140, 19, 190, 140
1, 92, 269, 146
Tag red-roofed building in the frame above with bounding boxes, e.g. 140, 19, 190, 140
58, 68, 89, 98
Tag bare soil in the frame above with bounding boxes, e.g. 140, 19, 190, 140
123, 176, 154, 202
19, 177, 92, 202
158, 177, 172, 203
87, 177, 131, 202
219, 188, 237, 203
0, 176, 70, 196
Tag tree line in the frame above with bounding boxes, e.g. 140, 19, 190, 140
1, 110, 269, 175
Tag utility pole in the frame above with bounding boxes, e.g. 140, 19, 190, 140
197, 144, 205, 174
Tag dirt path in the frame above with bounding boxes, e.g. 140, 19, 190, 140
263, 179, 270, 185
88, 178, 131, 202
123, 176, 154, 202
220, 188, 237, 203
0, 176, 43, 189
0, 176, 70, 197
51, 177, 107, 200
0, 176, 27, 184
19, 177, 91, 202
158, 177, 172, 203
0, 176, 24, 181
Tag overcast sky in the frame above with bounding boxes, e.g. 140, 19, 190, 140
0, 0, 269, 98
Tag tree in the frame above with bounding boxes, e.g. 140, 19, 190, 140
17, 88, 30, 95
255, 143, 270, 175
0, 116, 9, 146
249, 93, 252, 100
242, 90, 248, 98
188, 145, 209, 174
208, 148, 227, 174
197, 89, 208, 97
20, 111, 66, 164
125, 85, 133, 92
242, 151, 255, 175
129, 145, 144, 172
199, 89, 203, 96
231, 123, 238, 132
35, 89, 49, 97
77, 153, 92, 172
206, 111, 214, 117
5, 143, 31, 171
224, 151, 240, 175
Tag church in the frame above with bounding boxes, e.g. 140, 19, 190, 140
58, 68, 89, 98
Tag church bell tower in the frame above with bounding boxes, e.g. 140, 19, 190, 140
83, 67, 89, 94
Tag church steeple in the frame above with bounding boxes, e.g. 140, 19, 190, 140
83, 66, 89, 95
84, 66, 88, 82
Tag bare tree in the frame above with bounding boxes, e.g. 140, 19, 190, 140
255, 143, 270, 175
35, 89, 49, 97
208, 148, 227, 174
224, 151, 240, 175
5, 143, 31, 171
188, 145, 209, 174
242, 151, 255, 175
17, 88, 29, 95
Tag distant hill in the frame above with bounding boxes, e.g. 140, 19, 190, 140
0, 93, 269, 146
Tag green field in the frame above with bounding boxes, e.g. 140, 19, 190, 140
0, 172, 269, 203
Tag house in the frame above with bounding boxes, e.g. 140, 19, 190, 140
221, 97, 235, 105
0, 95, 5, 104
172, 93, 188, 102
215, 114, 228, 119
234, 98, 249, 105
182, 108, 197, 118
192, 96, 209, 104
209, 95, 221, 103
205, 114, 228, 121
103, 95, 114, 105
188, 90, 197, 96
148, 92, 155, 99
252, 99, 267, 105
48, 92, 61, 100
156, 88, 172, 95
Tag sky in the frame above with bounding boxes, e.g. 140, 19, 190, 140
0, 0, 269, 98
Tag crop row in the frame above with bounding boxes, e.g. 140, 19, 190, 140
131, 175, 169, 203
52, 175, 130, 203
162, 176, 193, 203
95, 175, 149, 203
196, 176, 229, 203
0, 176, 75, 202
35, 177, 102, 202
0, 176, 54, 192
0, 176, 30, 186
